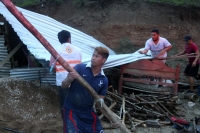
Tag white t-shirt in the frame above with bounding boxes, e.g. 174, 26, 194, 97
145, 37, 171, 58
50, 43, 82, 86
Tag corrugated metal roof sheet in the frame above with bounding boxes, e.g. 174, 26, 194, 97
0, 2, 151, 69
0, 2, 115, 60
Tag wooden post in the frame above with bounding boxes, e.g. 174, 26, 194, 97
0, 0, 131, 132
118, 65, 124, 94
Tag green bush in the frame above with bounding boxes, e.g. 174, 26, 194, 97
115, 37, 139, 54
73, 0, 88, 7
15, 0, 63, 7
19, 0, 37, 7
148, 0, 200, 7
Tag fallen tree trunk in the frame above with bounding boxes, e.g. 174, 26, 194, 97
0, 0, 131, 132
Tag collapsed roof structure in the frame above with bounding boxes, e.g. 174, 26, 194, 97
0, 2, 150, 69
0, 2, 152, 86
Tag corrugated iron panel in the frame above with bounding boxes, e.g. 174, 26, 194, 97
0, 2, 115, 63
0, 35, 10, 77
40, 72, 56, 86
0, 34, 56, 83
10, 68, 55, 82
0, 67, 10, 77
0, 2, 152, 70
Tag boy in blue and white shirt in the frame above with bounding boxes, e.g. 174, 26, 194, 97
61, 47, 109, 133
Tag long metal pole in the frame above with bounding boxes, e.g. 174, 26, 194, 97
0, 0, 131, 132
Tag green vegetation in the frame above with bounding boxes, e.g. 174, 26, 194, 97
72, 0, 200, 8
115, 37, 139, 54
13, 0, 63, 7
148, 0, 200, 7
11, 0, 200, 8
73, 0, 88, 7
17, 0, 37, 7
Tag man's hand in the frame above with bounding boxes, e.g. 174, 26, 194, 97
67, 71, 79, 81
156, 49, 165, 57
61, 71, 79, 89
139, 49, 148, 54
192, 61, 196, 67
139, 50, 144, 54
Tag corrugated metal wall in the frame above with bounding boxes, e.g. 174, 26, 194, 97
0, 22, 56, 85
0, 34, 11, 77
35, 59, 56, 85
10, 67, 56, 85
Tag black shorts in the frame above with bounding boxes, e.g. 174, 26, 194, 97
184, 64, 199, 78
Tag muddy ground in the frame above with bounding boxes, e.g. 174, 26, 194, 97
0, 78, 200, 133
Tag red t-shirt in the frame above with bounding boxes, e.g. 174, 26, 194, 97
185, 42, 200, 64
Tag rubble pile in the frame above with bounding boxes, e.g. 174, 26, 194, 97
97, 86, 200, 132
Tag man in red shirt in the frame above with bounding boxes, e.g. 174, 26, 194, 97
175, 35, 200, 93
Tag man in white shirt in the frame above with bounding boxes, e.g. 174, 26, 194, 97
139, 29, 172, 63
49, 30, 82, 118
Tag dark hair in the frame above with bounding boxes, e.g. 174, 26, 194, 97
151, 29, 159, 34
57, 30, 71, 44
95, 47, 109, 59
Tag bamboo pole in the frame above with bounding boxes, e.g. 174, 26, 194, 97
0, 0, 131, 132
152, 54, 197, 60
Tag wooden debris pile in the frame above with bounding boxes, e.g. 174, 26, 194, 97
97, 86, 188, 132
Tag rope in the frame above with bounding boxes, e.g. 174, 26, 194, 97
50, 56, 60, 73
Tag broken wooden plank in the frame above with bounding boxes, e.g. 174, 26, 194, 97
0, 42, 23, 68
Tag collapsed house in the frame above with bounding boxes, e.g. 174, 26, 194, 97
0, 2, 181, 95
3, 2, 200, 132
0, 1, 116, 85
0, 2, 150, 82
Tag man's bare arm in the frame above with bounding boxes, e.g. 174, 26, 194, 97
61, 72, 78, 89
164, 45, 172, 52
175, 50, 186, 56
192, 50, 200, 67
156, 45, 172, 57
61, 77, 73, 88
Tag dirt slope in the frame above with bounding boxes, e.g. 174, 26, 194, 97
27, 0, 200, 50
26, 0, 200, 82
0, 78, 62, 133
